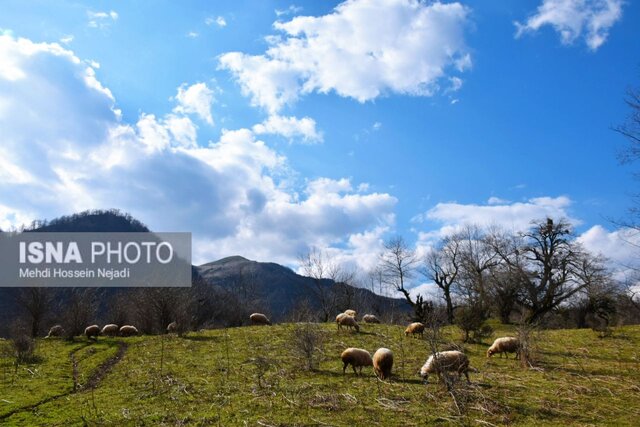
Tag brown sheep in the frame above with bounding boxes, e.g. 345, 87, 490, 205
373, 348, 394, 380
101, 324, 119, 337
341, 348, 373, 375
119, 325, 139, 337
404, 322, 425, 338
487, 337, 520, 359
337, 314, 360, 332
420, 351, 473, 383
249, 313, 271, 325
45, 325, 64, 338
363, 314, 381, 324
85, 324, 100, 341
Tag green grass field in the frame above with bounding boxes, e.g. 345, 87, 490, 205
1, 322, 639, 426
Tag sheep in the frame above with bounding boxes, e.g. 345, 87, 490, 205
45, 325, 64, 338
404, 322, 425, 338
167, 321, 178, 333
119, 325, 139, 337
341, 347, 373, 375
249, 313, 271, 325
344, 309, 357, 318
363, 314, 381, 324
373, 348, 394, 380
337, 314, 360, 332
85, 324, 100, 341
420, 350, 473, 383
487, 337, 520, 359
101, 324, 119, 337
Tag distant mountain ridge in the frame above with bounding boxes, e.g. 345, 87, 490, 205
0, 210, 409, 336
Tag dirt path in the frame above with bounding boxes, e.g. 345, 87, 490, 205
0, 341, 128, 421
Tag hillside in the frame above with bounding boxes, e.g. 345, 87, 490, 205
1, 322, 639, 425
197, 256, 407, 320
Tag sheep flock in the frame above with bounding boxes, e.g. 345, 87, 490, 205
42, 311, 523, 387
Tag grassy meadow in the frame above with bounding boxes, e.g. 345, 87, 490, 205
1, 321, 639, 426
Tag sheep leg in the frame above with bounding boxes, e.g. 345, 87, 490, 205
343, 362, 348, 374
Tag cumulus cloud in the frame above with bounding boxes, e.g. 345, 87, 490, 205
415, 196, 576, 241
219, 0, 472, 113
515, 0, 624, 50
252, 115, 323, 143
173, 82, 215, 125
577, 225, 640, 277
0, 33, 396, 267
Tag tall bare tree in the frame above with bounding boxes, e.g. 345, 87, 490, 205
503, 218, 605, 323
421, 234, 462, 324
15, 288, 53, 337
380, 236, 418, 304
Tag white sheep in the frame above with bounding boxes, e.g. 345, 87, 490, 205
373, 348, 394, 380
337, 314, 360, 332
249, 313, 271, 325
487, 337, 520, 359
101, 324, 119, 337
363, 314, 381, 324
167, 321, 178, 333
119, 325, 139, 337
344, 309, 357, 318
404, 322, 425, 338
341, 347, 373, 375
420, 350, 473, 383
45, 325, 64, 338
85, 324, 100, 340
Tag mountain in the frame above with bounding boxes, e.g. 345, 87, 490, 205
197, 255, 408, 321
0, 210, 409, 336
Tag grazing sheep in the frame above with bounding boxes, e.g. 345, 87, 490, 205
101, 324, 119, 337
167, 321, 178, 333
45, 325, 64, 338
363, 314, 381, 324
404, 322, 425, 338
487, 337, 520, 359
373, 348, 394, 380
337, 314, 360, 332
85, 324, 100, 341
119, 325, 139, 337
344, 309, 357, 318
420, 350, 473, 383
249, 313, 271, 326
341, 348, 373, 375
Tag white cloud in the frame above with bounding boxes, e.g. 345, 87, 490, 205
252, 114, 323, 143
0, 34, 396, 267
60, 35, 74, 45
219, 0, 471, 113
577, 225, 640, 276
414, 196, 576, 247
88, 10, 118, 29
515, 0, 624, 50
186, 31, 199, 39
173, 82, 215, 125
206, 16, 227, 27
275, 5, 303, 17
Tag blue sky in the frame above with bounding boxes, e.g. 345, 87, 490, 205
1, 0, 639, 284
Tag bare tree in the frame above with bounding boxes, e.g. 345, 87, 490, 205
380, 236, 418, 302
298, 248, 344, 322
457, 225, 500, 304
421, 234, 462, 324
14, 288, 53, 337
504, 218, 606, 323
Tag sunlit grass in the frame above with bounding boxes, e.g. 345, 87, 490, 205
1, 322, 639, 425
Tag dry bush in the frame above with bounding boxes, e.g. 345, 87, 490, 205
290, 323, 325, 371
